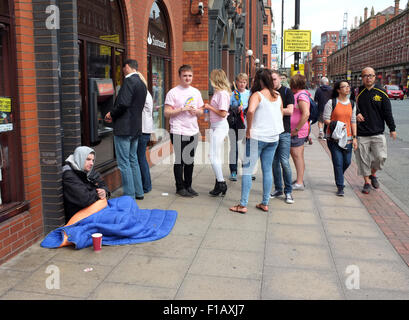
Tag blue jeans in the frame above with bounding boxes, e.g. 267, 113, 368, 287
137, 133, 152, 193
240, 138, 278, 206
114, 135, 144, 198
272, 132, 292, 194
327, 139, 353, 189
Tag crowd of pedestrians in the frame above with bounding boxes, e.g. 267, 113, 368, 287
61, 60, 397, 220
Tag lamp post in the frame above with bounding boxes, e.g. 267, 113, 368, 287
247, 49, 253, 83
294, 0, 300, 71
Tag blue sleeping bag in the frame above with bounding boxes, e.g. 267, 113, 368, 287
41, 196, 178, 249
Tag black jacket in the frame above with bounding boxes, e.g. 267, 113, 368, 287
111, 73, 147, 137
314, 85, 333, 114
356, 84, 396, 136
62, 164, 110, 223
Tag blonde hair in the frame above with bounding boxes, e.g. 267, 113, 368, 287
210, 69, 231, 93
136, 71, 147, 87
235, 73, 248, 82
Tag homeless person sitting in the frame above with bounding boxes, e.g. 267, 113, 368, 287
62, 146, 110, 223
41, 145, 178, 250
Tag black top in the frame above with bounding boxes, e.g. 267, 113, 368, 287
111, 73, 147, 137
62, 164, 110, 223
356, 84, 396, 137
278, 86, 294, 133
314, 85, 333, 114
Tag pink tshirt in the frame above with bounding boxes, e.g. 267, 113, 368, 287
209, 90, 230, 123
165, 85, 204, 136
291, 90, 310, 139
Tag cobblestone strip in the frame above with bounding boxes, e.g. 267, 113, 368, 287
312, 126, 409, 266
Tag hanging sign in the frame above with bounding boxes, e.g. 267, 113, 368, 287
0, 97, 12, 132
284, 30, 312, 52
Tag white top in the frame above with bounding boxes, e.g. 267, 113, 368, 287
142, 91, 153, 134
250, 92, 284, 143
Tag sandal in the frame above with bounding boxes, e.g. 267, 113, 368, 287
229, 204, 247, 214
256, 203, 269, 212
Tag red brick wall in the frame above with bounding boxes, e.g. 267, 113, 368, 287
0, 0, 43, 265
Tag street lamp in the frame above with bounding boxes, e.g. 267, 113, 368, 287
247, 49, 253, 82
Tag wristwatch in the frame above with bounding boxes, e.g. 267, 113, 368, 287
352, 135, 357, 139
295, 128, 299, 132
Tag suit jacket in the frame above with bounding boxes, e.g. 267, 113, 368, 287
110, 73, 147, 137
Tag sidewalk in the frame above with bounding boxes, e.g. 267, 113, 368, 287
1, 132, 409, 300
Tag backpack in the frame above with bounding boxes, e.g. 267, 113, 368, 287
298, 92, 319, 125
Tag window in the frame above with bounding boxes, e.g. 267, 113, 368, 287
263, 35, 268, 46
0, 0, 26, 221
78, 0, 126, 170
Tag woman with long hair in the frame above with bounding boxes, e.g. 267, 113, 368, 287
230, 68, 283, 213
204, 69, 231, 196
289, 74, 310, 191
323, 80, 357, 196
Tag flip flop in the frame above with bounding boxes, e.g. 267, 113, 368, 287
256, 203, 268, 212
229, 204, 247, 214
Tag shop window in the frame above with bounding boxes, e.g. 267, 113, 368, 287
147, 1, 172, 145
77, 0, 126, 170
0, 0, 26, 221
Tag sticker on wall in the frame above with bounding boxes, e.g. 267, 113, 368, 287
0, 97, 13, 132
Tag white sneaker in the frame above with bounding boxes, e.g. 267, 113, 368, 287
292, 183, 304, 191
285, 193, 295, 204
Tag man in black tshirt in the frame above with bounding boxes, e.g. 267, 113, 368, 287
270, 71, 295, 204
355, 67, 397, 194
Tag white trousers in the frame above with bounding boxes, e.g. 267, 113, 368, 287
209, 119, 229, 182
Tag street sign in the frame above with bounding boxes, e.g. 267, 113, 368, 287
284, 30, 311, 52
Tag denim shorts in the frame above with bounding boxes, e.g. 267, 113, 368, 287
291, 135, 305, 147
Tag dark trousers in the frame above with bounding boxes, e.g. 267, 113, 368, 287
137, 133, 152, 193
327, 139, 353, 189
228, 127, 245, 174
170, 133, 199, 191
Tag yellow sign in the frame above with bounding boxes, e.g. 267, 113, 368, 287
0, 97, 11, 112
291, 64, 304, 76
284, 30, 311, 52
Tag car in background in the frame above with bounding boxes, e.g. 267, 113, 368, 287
384, 85, 404, 100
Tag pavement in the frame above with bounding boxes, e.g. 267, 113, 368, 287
1, 129, 409, 300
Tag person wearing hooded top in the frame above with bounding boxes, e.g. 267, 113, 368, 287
62, 146, 110, 223
314, 77, 333, 140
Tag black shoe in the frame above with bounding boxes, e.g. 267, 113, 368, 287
177, 188, 193, 197
186, 187, 198, 196
336, 187, 344, 197
362, 183, 371, 194
369, 175, 380, 189
209, 181, 227, 197
135, 195, 144, 200
270, 190, 283, 198
252, 175, 256, 181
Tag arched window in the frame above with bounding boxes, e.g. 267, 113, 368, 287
147, 1, 172, 144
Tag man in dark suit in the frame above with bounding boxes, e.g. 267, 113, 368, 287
105, 59, 147, 200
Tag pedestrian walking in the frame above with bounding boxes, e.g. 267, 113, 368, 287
323, 80, 357, 196
314, 77, 333, 140
355, 67, 397, 194
204, 69, 231, 196
104, 59, 146, 200
270, 70, 295, 204
230, 68, 283, 214
164, 65, 204, 197
136, 72, 153, 194
227, 73, 250, 182
289, 74, 310, 191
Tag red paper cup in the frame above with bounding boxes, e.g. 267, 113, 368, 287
92, 233, 102, 251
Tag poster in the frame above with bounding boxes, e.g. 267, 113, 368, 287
0, 97, 13, 132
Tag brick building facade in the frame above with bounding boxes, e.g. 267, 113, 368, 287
328, 1, 409, 88
0, 0, 266, 264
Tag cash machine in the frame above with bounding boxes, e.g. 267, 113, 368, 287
88, 78, 115, 166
